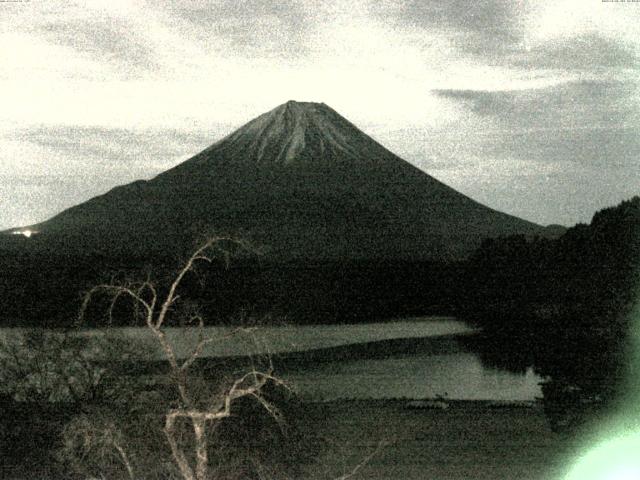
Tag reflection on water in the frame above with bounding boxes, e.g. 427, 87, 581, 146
286, 347, 543, 402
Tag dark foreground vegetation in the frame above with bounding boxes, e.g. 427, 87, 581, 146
0, 197, 637, 477
0, 376, 313, 479
462, 197, 640, 430
0, 326, 568, 480
2, 397, 575, 480
0, 322, 320, 479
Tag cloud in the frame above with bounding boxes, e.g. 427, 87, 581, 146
511, 34, 640, 70
7, 125, 217, 168
434, 80, 639, 129
0, 0, 638, 229
425, 79, 640, 225
432, 80, 640, 167
433, 157, 640, 227
371, 1, 640, 73
372, 0, 520, 38
0, 124, 227, 229
487, 126, 640, 168
1, 2, 163, 80
370, 0, 526, 60
38, 17, 158, 78
166, 0, 314, 60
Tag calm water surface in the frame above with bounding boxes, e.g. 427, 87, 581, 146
2, 317, 542, 401
286, 350, 542, 401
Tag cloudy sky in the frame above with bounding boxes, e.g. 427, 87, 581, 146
1, 0, 638, 229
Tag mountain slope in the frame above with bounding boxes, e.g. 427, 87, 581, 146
13, 101, 543, 260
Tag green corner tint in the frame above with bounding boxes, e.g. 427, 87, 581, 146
564, 289, 640, 479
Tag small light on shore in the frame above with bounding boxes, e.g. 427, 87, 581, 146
12, 229, 34, 238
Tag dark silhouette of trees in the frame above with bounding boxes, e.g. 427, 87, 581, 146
462, 196, 640, 430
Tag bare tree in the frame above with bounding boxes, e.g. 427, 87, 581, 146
79, 237, 286, 480
76, 236, 387, 480
0, 329, 147, 404
61, 414, 136, 480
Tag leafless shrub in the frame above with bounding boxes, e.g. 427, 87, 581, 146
0, 329, 149, 404
78, 237, 293, 480
60, 413, 136, 480
72, 236, 385, 480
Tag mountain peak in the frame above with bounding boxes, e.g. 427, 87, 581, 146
271, 99, 330, 122
276, 99, 332, 119
190, 100, 386, 167
283, 99, 325, 107
25, 101, 543, 262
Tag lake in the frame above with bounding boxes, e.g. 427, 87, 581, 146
286, 351, 542, 402
1, 317, 543, 401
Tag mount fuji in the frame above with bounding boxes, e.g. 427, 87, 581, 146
9, 101, 543, 260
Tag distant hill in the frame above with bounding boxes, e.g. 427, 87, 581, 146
5, 101, 544, 261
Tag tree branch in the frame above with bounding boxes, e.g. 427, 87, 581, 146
164, 414, 197, 480
334, 439, 388, 480
79, 236, 272, 480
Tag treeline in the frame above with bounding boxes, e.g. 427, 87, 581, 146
461, 197, 640, 410
0, 247, 162, 327
0, 238, 464, 326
